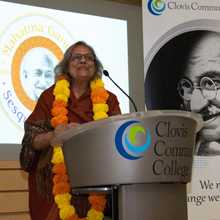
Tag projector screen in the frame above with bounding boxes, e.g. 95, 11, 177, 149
0, 0, 129, 147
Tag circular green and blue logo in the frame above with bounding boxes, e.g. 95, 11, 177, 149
148, 0, 166, 16
115, 121, 151, 160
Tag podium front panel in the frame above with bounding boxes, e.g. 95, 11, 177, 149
58, 111, 202, 188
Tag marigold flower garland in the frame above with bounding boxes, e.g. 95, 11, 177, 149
51, 76, 108, 220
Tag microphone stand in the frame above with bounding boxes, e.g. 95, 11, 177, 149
103, 70, 138, 112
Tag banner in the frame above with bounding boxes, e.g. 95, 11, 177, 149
142, 0, 220, 219
0, 1, 128, 146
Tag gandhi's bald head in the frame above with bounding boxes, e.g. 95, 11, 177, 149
185, 32, 220, 74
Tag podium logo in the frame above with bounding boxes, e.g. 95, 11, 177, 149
115, 120, 151, 160
147, 0, 166, 16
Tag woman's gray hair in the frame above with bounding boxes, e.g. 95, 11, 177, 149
54, 41, 103, 83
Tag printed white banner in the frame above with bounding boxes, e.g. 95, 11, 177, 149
0, 0, 128, 145
142, 0, 220, 219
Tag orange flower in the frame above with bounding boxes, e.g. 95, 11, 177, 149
51, 106, 68, 116
91, 87, 109, 105
53, 99, 68, 108
66, 214, 86, 220
51, 115, 68, 128
89, 194, 107, 205
66, 214, 78, 220
53, 182, 71, 195
52, 163, 67, 174
88, 194, 107, 212
57, 75, 68, 81
90, 204, 105, 212
53, 174, 68, 185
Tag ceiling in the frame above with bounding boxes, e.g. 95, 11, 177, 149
107, 0, 142, 6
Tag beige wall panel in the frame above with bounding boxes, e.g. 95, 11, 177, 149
0, 170, 28, 191
0, 161, 21, 169
0, 212, 31, 220
0, 191, 29, 213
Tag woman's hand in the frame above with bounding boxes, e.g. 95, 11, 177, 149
33, 123, 80, 151
53, 122, 79, 135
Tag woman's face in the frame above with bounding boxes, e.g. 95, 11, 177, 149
68, 45, 95, 84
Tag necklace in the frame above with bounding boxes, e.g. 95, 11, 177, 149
51, 76, 109, 220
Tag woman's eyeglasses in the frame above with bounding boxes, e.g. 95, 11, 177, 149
177, 77, 220, 101
69, 53, 95, 62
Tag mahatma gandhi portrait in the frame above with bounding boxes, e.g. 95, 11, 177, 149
145, 30, 220, 156
177, 31, 220, 156
20, 47, 57, 101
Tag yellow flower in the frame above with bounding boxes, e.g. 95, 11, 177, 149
55, 193, 71, 202
57, 200, 70, 210
55, 193, 72, 209
55, 94, 69, 102
56, 79, 70, 88
53, 146, 63, 154
90, 78, 104, 91
54, 80, 70, 96
93, 104, 109, 113
51, 147, 64, 164
54, 85, 70, 97
87, 209, 104, 220
93, 112, 108, 120
59, 205, 75, 220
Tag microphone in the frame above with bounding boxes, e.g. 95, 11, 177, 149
103, 70, 138, 112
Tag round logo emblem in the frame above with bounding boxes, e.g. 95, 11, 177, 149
115, 121, 151, 160
0, 14, 75, 131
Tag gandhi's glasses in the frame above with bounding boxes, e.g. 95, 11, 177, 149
69, 53, 95, 62
177, 77, 220, 101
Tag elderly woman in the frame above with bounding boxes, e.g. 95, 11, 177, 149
20, 41, 121, 220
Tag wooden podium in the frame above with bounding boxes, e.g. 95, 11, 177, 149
51, 110, 203, 220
